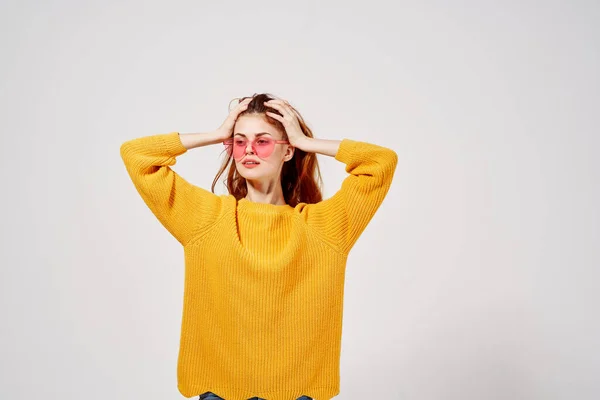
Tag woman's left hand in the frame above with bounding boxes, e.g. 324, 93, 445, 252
264, 99, 309, 149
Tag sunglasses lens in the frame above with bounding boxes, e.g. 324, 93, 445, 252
226, 137, 276, 160
255, 137, 275, 158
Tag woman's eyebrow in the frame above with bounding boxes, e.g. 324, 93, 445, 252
233, 132, 273, 137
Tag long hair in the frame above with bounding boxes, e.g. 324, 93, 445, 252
210, 93, 323, 207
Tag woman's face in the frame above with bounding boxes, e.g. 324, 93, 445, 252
232, 115, 293, 183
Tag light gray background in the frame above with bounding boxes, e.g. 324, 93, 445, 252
1, 1, 598, 399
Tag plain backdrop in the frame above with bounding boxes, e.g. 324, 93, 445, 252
1, 1, 598, 399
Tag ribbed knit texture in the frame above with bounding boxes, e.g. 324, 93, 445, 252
120, 132, 398, 400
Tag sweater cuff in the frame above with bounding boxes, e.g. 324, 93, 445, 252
334, 138, 358, 163
160, 132, 188, 156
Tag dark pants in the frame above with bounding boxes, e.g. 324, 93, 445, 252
199, 392, 313, 400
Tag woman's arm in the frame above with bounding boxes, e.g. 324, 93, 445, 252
178, 131, 225, 150
120, 132, 223, 246
299, 138, 398, 255
296, 137, 342, 157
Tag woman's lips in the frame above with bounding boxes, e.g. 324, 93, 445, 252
242, 162, 260, 168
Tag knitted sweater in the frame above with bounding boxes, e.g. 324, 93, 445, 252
120, 132, 398, 400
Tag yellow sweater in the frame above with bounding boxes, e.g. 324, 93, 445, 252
120, 132, 398, 400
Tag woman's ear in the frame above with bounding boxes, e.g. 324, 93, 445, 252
284, 145, 295, 162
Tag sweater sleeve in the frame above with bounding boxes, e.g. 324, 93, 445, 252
119, 132, 223, 246
301, 138, 398, 255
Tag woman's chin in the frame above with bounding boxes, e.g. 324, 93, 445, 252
238, 170, 260, 180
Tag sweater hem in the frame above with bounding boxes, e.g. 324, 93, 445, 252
177, 384, 341, 400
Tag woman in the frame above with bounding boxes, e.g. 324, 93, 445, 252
120, 93, 398, 400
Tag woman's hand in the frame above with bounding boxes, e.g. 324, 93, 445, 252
213, 97, 252, 141
264, 99, 310, 149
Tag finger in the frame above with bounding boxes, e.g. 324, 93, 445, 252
237, 98, 252, 108
265, 111, 283, 121
233, 98, 251, 113
266, 99, 289, 106
230, 105, 247, 118
264, 101, 293, 118
235, 104, 249, 115
267, 99, 295, 115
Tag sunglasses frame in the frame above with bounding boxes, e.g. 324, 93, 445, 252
222, 137, 290, 160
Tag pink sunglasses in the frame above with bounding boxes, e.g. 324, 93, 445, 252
223, 136, 289, 160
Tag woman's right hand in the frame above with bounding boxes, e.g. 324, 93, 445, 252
213, 97, 253, 142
